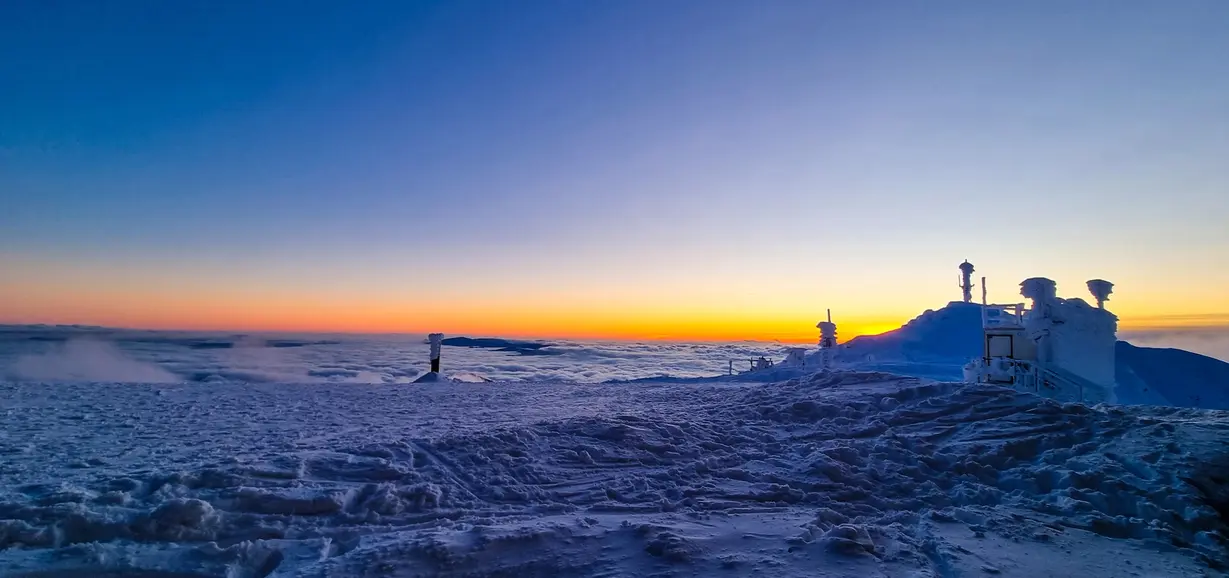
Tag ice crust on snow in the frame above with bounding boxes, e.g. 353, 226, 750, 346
1, 374, 1227, 577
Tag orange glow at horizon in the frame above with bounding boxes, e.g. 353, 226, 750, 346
0, 302, 902, 342
5, 287, 1228, 343
2, 283, 903, 341
4, 256, 1229, 342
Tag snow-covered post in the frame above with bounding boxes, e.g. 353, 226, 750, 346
816, 309, 838, 369
428, 333, 443, 373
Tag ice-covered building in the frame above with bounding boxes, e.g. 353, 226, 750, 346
783, 347, 809, 366
964, 277, 1118, 403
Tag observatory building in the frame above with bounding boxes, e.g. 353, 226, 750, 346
964, 275, 1119, 403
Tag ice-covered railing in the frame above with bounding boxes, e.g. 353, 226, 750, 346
981, 303, 1025, 329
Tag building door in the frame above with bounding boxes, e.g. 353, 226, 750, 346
987, 334, 1014, 358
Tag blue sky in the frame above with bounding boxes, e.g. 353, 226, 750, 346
2, 0, 1228, 338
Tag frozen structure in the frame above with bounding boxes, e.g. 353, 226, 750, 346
958, 260, 976, 303
964, 278, 1118, 403
1087, 279, 1113, 309
736, 310, 839, 375
412, 333, 447, 383
783, 347, 809, 366
428, 333, 443, 373
815, 309, 838, 369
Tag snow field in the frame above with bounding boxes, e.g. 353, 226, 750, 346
1, 373, 1227, 576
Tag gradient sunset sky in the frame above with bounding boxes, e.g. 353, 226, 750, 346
2, 1, 1228, 342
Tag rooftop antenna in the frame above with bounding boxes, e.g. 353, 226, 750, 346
1086, 279, 1114, 309
958, 260, 976, 303
981, 276, 987, 306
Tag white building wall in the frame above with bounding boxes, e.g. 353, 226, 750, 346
1026, 296, 1118, 402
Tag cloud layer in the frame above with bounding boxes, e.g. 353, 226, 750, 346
4, 324, 1223, 385
0, 327, 789, 384
1118, 327, 1229, 364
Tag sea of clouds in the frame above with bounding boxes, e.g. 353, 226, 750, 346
1119, 327, 1229, 364
3, 324, 1225, 385
0, 326, 790, 384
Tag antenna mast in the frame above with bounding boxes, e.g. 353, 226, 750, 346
958, 260, 976, 303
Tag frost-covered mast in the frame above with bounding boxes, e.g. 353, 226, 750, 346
428, 333, 443, 373
816, 309, 838, 369
958, 260, 976, 303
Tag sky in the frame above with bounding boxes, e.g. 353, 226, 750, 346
2, 0, 1228, 342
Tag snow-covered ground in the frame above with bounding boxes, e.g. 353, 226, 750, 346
2, 373, 1227, 577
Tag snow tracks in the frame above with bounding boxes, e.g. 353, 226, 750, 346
1, 374, 1227, 577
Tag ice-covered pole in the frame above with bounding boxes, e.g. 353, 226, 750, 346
428, 333, 443, 373
817, 309, 837, 348
958, 261, 976, 303
816, 309, 838, 369
1086, 279, 1114, 309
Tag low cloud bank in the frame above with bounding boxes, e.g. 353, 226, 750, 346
1120, 327, 1229, 363
0, 328, 785, 384
3, 323, 1223, 385
5, 339, 179, 383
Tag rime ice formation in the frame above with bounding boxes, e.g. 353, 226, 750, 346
1087, 279, 1114, 309
815, 309, 838, 370
2, 376, 1227, 577
428, 332, 443, 373
960, 277, 1119, 404
958, 260, 976, 303
411, 334, 449, 383
834, 300, 1229, 409
783, 347, 809, 366
1015, 278, 1118, 402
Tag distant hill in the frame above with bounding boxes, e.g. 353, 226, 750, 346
839, 301, 1229, 409
441, 337, 560, 356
